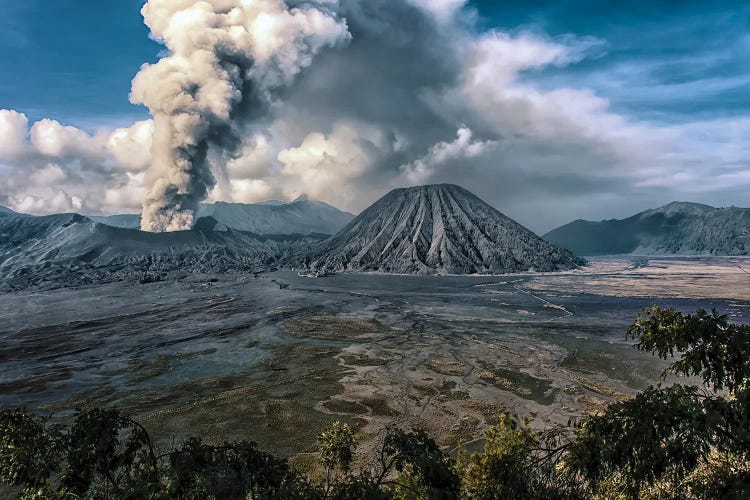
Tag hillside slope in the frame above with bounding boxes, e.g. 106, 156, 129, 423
294, 184, 584, 274
544, 202, 750, 256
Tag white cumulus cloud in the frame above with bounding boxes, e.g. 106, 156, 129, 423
0, 109, 148, 215
30, 118, 107, 162
278, 123, 372, 207
399, 126, 496, 186
107, 120, 154, 172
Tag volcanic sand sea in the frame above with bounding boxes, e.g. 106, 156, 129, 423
0, 256, 748, 460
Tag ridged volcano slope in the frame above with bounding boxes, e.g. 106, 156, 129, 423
296, 184, 585, 274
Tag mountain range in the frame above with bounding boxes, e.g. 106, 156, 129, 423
0, 210, 327, 291
88, 198, 354, 235
0, 185, 585, 289
293, 184, 584, 274
544, 202, 750, 256
7, 188, 745, 291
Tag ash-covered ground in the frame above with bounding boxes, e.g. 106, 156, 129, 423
1, 256, 748, 462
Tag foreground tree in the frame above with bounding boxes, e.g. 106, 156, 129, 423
0, 408, 316, 499
567, 306, 750, 498
318, 422, 459, 499
456, 413, 581, 499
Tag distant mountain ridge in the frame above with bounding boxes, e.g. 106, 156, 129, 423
88, 198, 354, 235
88, 213, 141, 228
293, 184, 584, 274
544, 202, 750, 256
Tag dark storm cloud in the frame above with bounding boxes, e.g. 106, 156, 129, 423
279, 0, 463, 171
258, 0, 654, 230
270, 3, 596, 198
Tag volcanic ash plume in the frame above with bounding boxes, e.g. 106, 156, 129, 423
131, 0, 350, 232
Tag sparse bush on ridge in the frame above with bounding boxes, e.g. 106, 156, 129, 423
1, 307, 748, 499
139, 273, 163, 284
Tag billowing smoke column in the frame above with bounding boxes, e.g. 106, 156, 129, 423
132, 0, 350, 232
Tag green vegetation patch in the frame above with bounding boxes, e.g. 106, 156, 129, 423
140, 342, 356, 457
426, 358, 468, 376
478, 365, 557, 405
322, 398, 370, 415
282, 315, 391, 340
338, 353, 388, 366
361, 397, 400, 417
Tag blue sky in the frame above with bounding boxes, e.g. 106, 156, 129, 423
3, 1, 748, 130
0, 0, 748, 230
0, 0, 160, 130
472, 0, 750, 122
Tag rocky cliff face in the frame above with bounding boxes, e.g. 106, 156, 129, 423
544, 202, 750, 256
295, 184, 585, 274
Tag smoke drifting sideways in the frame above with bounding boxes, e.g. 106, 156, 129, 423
131, 0, 350, 232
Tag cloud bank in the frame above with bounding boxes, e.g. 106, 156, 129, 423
1, 0, 749, 233
0, 109, 150, 214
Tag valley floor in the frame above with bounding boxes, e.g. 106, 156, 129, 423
1, 256, 748, 464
